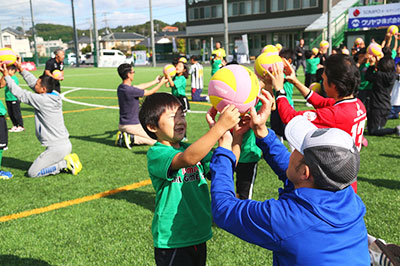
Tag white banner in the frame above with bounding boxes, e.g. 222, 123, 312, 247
348, 3, 400, 29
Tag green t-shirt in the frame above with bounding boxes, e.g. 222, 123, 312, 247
147, 142, 213, 248
211, 59, 222, 76
359, 63, 372, 91
239, 101, 262, 163
171, 75, 187, 97
306, 57, 320, 74
4, 75, 18, 101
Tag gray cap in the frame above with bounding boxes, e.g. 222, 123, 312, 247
284, 116, 360, 191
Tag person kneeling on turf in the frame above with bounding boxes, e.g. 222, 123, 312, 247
0, 58, 82, 177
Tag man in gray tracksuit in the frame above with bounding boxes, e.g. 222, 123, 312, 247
0, 60, 82, 177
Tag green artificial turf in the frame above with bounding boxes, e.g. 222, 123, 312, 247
0, 66, 398, 265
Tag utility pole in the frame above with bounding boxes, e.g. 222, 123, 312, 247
327, 0, 332, 54
91, 0, 99, 67
29, 0, 39, 65
88, 20, 93, 51
71, 0, 80, 66
149, 0, 156, 67
223, 0, 229, 57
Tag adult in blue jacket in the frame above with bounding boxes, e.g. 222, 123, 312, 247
210, 90, 370, 265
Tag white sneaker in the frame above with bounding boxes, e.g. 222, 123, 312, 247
8, 126, 17, 132
15, 126, 25, 132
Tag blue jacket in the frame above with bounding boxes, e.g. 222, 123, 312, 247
210, 129, 370, 266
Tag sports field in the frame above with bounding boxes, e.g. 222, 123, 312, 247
0, 65, 399, 265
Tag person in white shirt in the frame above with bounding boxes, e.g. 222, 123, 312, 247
189, 56, 207, 102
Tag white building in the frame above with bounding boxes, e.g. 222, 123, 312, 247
0, 28, 32, 57
36, 37, 68, 57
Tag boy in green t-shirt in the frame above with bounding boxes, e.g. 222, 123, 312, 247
305, 49, 320, 87
356, 48, 372, 112
139, 92, 240, 265
0, 65, 24, 132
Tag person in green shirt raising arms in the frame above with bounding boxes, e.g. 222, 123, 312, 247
139, 92, 241, 266
165, 61, 190, 113
0, 65, 24, 132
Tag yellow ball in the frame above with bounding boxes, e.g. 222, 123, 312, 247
312, 48, 319, 55
163, 64, 176, 77
208, 65, 260, 114
178, 57, 187, 64
310, 82, 321, 94
0, 48, 17, 66
387, 25, 399, 35
355, 38, 364, 46
367, 43, 383, 58
320, 40, 329, 48
52, 70, 63, 79
275, 43, 282, 51
254, 53, 284, 79
261, 45, 279, 56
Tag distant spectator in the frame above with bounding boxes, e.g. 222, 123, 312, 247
44, 49, 64, 93
295, 38, 306, 75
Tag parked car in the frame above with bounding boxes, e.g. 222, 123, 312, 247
98, 49, 128, 67
67, 53, 78, 65
80, 53, 94, 65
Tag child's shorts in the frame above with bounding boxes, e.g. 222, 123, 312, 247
0, 116, 8, 149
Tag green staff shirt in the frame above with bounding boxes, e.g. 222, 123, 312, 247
359, 63, 372, 91
306, 57, 320, 75
5, 75, 18, 101
147, 142, 213, 248
171, 75, 187, 98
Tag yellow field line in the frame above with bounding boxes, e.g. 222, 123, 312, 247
66, 96, 118, 99
0, 179, 152, 223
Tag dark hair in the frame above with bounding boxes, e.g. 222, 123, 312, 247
216, 41, 222, 46
190, 55, 198, 61
305, 50, 313, 59
139, 93, 182, 140
38, 75, 56, 93
117, 63, 132, 80
324, 54, 360, 98
279, 48, 294, 62
174, 61, 189, 79
377, 56, 395, 73
382, 47, 392, 58
7, 65, 17, 71
332, 47, 341, 54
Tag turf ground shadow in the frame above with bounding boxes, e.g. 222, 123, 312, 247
107, 189, 155, 213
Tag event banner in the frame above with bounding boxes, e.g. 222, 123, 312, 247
348, 3, 400, 29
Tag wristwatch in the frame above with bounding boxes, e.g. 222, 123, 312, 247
276, 89, 286, 97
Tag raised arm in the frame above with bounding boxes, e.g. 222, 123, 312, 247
136, 75, 161, 90
143, 76, 167, 96
170, 105, 240, 170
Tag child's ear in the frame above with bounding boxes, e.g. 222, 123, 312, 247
39, 86, 47, 94
147, 124, 158, 134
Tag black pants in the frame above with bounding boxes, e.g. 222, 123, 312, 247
367, 108, 396, 136
270, 109, 286, 138
235, 162, 258, 200
0, 116, 8, 149
295, 59, 306, 75
305, 73, 317, 88
6, 101, 23, 127
357, 90, 371, 113
154, 242, 206, 266
177, 96, 190, 112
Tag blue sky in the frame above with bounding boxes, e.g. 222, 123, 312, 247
2, 0, 186, 31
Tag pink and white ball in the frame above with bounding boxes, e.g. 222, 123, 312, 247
208, 65, 260, 114
254, 53, 284, 79
0, 48, 17, 66
163, 64, 176, 77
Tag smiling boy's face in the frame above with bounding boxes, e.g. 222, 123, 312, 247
154, 104, 186, 147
